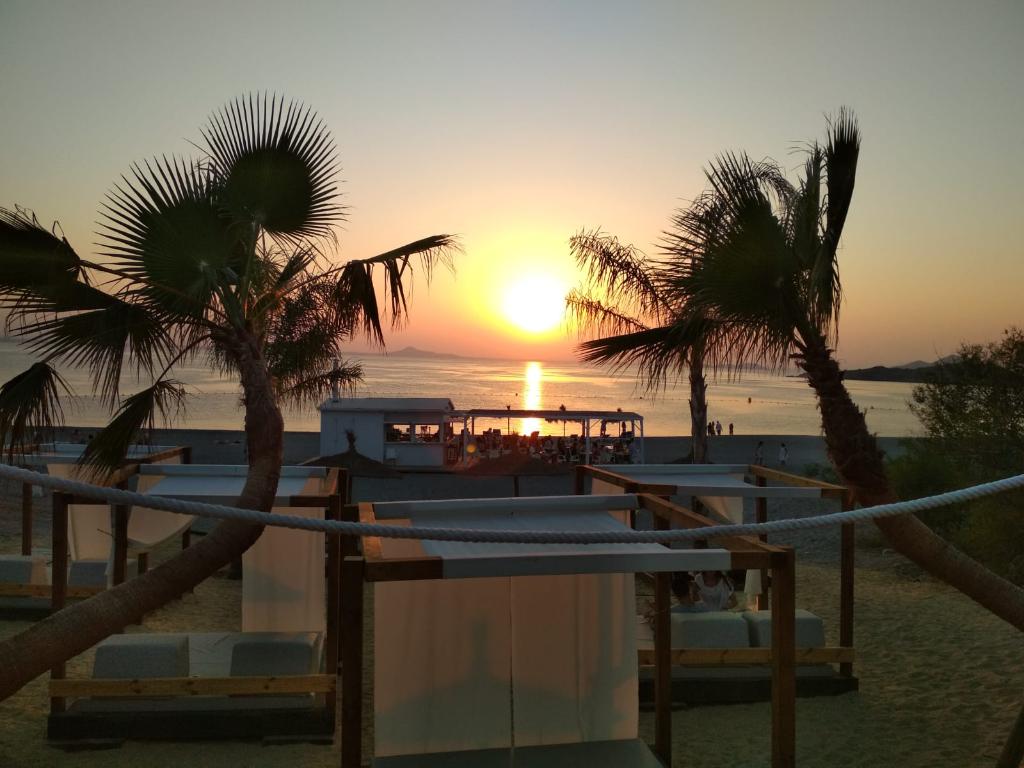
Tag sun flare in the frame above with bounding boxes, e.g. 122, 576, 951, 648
501, 274, 565, 334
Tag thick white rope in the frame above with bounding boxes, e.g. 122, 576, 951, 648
2, 463, 1023, 545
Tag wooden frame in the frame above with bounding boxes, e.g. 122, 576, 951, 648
577, 463, 856, 679
344, 493, 797, 768
46, 465, 348, 744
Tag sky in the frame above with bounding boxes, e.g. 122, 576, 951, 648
1, 0, 1022, 368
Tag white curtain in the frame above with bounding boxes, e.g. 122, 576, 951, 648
373, 565, 637, 756
47, 464, 110, 562
241, 505, 325, 633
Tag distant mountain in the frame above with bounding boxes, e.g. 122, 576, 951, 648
388, 346, 468, 360
894, 355, 959, 370
845, 364, 939, 383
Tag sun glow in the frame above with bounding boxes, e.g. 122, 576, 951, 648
501, 274, 566, 334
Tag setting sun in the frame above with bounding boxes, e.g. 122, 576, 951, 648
501, 274, 566, 334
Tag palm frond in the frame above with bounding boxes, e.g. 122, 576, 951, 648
277, 361, 363, 409
703, 152, 794, 222
0, 207, 82, 291
200, 94, 344, 239
265, 280, 347, 383
79, 380, 187, 476
815, 107, 860, 338
565, 289, 650, 339
333, 260, 384, 344
13, 295, 176, 406
569, 230, 667, 323
0, 363, 72, 459
791, 146, 823, 269
98, 156, 237, 318
334, 234, 460, 342
822, 107, 860, 259
578, 325, 691, 393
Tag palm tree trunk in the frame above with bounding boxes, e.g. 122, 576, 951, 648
0, 331, 284, 700
689, 345, 709, 463
798, 328, 1024, 632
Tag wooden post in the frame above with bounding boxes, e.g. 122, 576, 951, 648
512, 474, 520, 497
180, 452, 193, 550
112, 502, 129, 586
21, 482, 32, 556
325, 495, 342, 726
573, 464, 587, 495
770, 547, 796, 768
839, 492, 855, 678
50, 492, 69, 715
756, 475, 769, 610
653, 512, 672, 765
337, 467, 351, 505
340, 556, 365, 768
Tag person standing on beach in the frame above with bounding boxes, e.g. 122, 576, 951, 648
715, 420, 722, 436
778, 442, 788, 467
754, 440, 764, 465
728, 422, 734, 436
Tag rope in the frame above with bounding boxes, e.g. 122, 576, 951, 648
2, 463, 1023, 545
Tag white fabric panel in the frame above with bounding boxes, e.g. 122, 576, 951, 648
47, 464, 112, 562
51, 459, 193, 573
697, 475, 747, 525
127, 471, 192, 554
241, 505, 325, 633
374, 578, 513, 757
373, 503, 649, 757
511, 573, 638, 746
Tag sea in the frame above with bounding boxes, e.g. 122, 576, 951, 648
0, 339, 921, 437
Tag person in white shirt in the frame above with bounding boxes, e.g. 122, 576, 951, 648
778, 442, 788, 467
669, 571, 735, 613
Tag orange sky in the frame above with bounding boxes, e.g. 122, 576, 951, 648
2, 2, 1022, 370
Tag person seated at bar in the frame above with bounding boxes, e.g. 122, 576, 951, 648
673, 570, 736, 612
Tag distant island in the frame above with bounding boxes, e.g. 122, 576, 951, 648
844, 365, 939, 383
844, 356, 956, 383
388, 346, 469, 360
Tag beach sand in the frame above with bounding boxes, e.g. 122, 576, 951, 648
1, 443, 1021, 767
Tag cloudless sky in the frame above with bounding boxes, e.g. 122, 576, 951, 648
1, 0, 1022, 367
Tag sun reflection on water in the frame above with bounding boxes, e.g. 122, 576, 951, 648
520, 361, 542, 435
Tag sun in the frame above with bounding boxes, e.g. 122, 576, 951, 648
501, 274, 566, 334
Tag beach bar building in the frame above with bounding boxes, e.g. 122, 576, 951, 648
462, 407, 644, 463
319, 397, 460, 467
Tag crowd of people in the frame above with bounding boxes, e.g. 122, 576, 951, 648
469, 428, 640, 465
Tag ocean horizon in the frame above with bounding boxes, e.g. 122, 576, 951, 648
0, 339, 921, 438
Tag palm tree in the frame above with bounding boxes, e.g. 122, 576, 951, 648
0, 95, 459, 698
566, 231, 714, 462
583, 109, 1024, 631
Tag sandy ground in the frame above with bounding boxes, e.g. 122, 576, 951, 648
1, 461, 1022, 767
